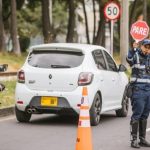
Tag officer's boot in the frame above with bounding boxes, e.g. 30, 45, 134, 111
139, 119, 150, 147
130, 120, 140, 148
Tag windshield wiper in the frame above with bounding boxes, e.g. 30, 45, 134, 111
51, 65, 71, 68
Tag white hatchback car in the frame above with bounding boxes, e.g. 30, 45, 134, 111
15, 43, 129, 126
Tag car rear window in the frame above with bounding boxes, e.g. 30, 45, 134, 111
28, 50, 84, 68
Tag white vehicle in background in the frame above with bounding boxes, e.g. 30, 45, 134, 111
15, 43, 129, 126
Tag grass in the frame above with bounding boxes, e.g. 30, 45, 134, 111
0, 80, 16, 108
0, 52, 28, 108
0, 52, 28, 71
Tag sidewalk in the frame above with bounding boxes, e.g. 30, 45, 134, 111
0, 106, 14, 117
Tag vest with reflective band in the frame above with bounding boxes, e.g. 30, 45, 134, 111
127, 48, 150, 83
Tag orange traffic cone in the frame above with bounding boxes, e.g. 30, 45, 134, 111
75, 87, 93, 150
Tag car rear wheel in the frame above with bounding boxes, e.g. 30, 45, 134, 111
90, 93, 101, 126
116, 93, 129, 117
15, 106, 31, 122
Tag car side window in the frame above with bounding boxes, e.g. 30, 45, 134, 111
103, 51, 118, 72
92, 50, 107, 70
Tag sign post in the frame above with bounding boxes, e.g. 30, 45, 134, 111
130, 21, 149, 43
104, 1, 120, 55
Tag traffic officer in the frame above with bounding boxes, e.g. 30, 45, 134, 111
126, 39, 150, 148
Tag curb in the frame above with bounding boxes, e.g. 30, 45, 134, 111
0, 106, 15, 117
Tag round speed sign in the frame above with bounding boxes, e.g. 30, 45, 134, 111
104, 2, 120, 20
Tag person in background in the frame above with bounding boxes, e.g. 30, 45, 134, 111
126, 39, 150, 148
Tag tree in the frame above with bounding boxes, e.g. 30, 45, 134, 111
0, 0, 5, 51
17, 0, 41, 51
11, 0, 21, 55
143, 0, 147, 21
66, 0, 76, 42
92, 0, 96, 43
48, 0, 67, 42
81, 0, 90, 44
41, 0, 51, 43
93, 0, 105, 46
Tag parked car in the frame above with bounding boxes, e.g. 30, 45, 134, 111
15, 43, 129, 126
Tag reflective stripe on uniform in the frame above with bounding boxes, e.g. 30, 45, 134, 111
130, 78, 150, 83
126, 56, 133, 61
131, 64, 146, 69
130, 52, 145, 69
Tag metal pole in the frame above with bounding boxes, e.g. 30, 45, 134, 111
120, 0, 129, 66
110, 20, 114, 56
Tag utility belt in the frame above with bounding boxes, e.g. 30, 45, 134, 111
130, 78, 150, 83
126, 78, 150, 98
131, 64, 150, 75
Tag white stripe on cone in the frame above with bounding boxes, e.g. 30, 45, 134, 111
80, 109, 90, 117
79, 119, 91, 127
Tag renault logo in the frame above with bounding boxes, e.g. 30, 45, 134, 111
49, 74, 52, 79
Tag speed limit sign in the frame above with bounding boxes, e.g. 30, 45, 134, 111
104, 1, 120, 20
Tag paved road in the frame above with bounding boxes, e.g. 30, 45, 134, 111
0, 109, 150, 150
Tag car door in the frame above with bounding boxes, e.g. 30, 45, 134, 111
92, 50, 113, 110
103, 50, 122, 108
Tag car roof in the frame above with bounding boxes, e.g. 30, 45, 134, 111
29, 43, 107, 54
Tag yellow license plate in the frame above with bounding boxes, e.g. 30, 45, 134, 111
41, 97, 58, 107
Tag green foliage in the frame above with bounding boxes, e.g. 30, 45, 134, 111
52, 0, 68, 35
17, 1, 42, 51
17, 6, 42, 37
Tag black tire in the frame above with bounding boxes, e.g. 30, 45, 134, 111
116, 91, 129, 117
90, 93, 101, 126
15, 106, 31, 122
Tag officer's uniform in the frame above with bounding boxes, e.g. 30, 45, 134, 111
126, 39, 150, 148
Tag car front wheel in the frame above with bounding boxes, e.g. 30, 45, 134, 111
116, 93, 129, 117
90, 93, 101, 126
15, 106, 31, 122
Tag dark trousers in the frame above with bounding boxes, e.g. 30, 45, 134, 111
131, 84, 150, 120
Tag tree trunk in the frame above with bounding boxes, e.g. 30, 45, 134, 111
0, 0, 5, 51
66, 0, 75, 43
41, 0, 51, 43
11, 0, 21, 55
129, 0, 139, 28
94, 1, 105, 46
82, 0, 90, 44
92, 0, 96, 44
143, 0, 147, 21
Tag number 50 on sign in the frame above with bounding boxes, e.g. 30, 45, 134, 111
104, 2, 120, 20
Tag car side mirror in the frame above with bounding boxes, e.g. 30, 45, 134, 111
118, 64, 127, 72
0, 64, 8, 72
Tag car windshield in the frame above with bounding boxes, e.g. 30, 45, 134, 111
28, 50, 84, 68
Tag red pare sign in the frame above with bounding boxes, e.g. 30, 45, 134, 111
130, 21, 149, 42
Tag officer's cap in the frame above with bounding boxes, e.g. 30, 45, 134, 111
141, 39, 150, 45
